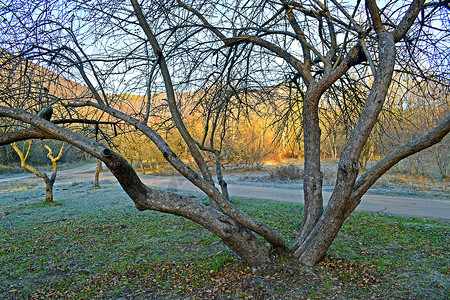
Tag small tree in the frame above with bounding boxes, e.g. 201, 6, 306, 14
11, 141, 64, 203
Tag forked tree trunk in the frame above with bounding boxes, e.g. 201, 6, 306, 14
293, 31, 397, 266
11, 141, 61, 204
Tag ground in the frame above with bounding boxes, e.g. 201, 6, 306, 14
0, 163, 449, 299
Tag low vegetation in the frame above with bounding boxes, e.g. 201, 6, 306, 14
269, 164, 304, 181
234, 160, 449, 201
0, 177, 448, 299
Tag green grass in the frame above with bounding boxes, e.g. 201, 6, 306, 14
0, 181, 449, 299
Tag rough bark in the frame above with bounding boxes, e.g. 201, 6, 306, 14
291, 84, 324, 250
43, 177, 54, 203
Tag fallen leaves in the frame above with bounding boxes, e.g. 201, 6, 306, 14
318, 256, 382, 287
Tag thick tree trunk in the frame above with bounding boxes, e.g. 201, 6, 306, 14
292, 84, 323, 250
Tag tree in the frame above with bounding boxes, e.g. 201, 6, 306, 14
94, 159, 102, 187
11, 140, 64, 203
0, 0, 449, 269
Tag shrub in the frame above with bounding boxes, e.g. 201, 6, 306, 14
269, 164, 303, 181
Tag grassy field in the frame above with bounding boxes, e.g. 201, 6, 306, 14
0, 175, 449, 299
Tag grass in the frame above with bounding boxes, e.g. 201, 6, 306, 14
0, 178, 448, 299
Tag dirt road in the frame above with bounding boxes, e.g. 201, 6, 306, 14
3, 164, 450, 219
135, 174, 450, 220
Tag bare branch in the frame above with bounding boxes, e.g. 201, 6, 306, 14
393, 0, 426, 42
67, 101, 287, 247
130, 0, 215, 185
177, 0, 314, 84
366, 0, 385, 33
351, 114, 450, 201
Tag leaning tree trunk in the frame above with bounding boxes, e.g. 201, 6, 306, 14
91, 144, 275, 269
0, 107, 275, 269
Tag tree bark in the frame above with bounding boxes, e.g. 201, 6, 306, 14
291, 84, 324, 250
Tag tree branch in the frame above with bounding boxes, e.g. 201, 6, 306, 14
366, 0, 385, 33
351, 114, 450, 202
52, 119, 118, 126
393, 0, 426, 42
66, 102, 287, 247
130, 0, 215, 186
177, 0, 314, 84
0, 128, 54, 145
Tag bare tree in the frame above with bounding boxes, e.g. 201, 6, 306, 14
11, 140, 64, 203
0, 0, 449, 269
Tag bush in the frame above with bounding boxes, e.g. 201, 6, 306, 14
269, 164, 303, 181
0, 166, 25, 176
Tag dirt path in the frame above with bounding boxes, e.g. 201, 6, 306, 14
135, 174, 450, 220
3, 164, 450, 219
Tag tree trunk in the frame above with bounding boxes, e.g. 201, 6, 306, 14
94, 159, 102, 187
101, 150, 273, 269
43, 176, 54, 203
293, 31, 397, 265
292, 84, 323, 249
